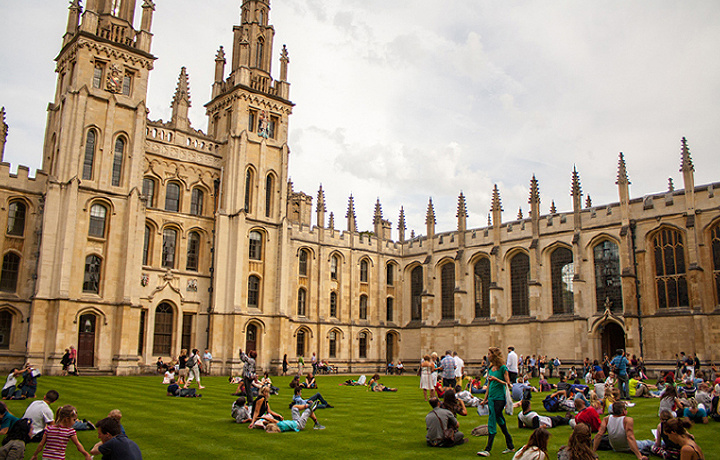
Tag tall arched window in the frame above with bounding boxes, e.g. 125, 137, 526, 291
386, 263, 394, 286
511, 253, 530, 316
82, 129, 96, 180
299, 249, 308, 276
265, 174, 274, 218
165, 182, 181, 212
474, 258, 491, 318
551, 247, 574, 314
360, 259, 369, 283
0, 310, 11, 349
328, 331, 337, 358
190, 188, 204, 216
143, 224, 152, 265
153, 303, 173, 355
653, 228, 688, 308
6, 201, 26, 237
358, 332, 367, 358
88, 203, 108, 238
249, 231, 262, 260
411, 266, 423, 321
329, 292, 337, 318
186, 231, 200, 271
297, 288, 306, 316
359, 295, 368, 319
244, 168, 254, 213
296, 329, 305, 357
712, 224, 720, 304
0, 253, 20, 293
256, 40, 264, 69
386, 297, 394, 322
83, 255, 102, 293
441, 263, 455, 320
593, 240, 623, 312
111, 137, 124, 186
330, 255, 339, 280
142, 177, 156, 207
248, 275, 260, 308
161, 228, 177, 269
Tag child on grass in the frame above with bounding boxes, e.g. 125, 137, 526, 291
231, 396, 252, 423
264, 400, 325, 432
29, 405, 92, 460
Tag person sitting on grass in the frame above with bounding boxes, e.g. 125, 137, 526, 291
23, 390, 59, 442
300, 373, 316, 389
90, 417, 141, 460
260, 372, 280, 395
29, 405, 92, 460
557, 423, 596, 460
264, 400, 325, 432
651, 410, 681, 460
538, 375, 554, 392
518, 399, 571, 430
368, 374, 397, 392
292, 386, 333, 409
682, 398, 708, 424
468, 375, 488, 394
512, 427, 550, 460
249, 387, 284, 429
455, 384, 481, 407
511, 377, 538, 402
231, 396, 252, 423
425, 397, 464, 447
659, 385, 681, 418
662, 417, 704, 460
167, 379, 200, 398
593, 401, 653, 460
0, 417, 32, 458
629, 372, 656, 398
568, 397, 600, 432
440, 389, 467, 417
0, 402, 19, 435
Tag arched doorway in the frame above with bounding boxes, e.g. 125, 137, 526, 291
601, 322, 625, 359
386, 333, 394, 363
77, 314, 96, 367
246, 323, 257, 353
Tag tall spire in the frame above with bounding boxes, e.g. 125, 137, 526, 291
550, 200, 557, 214
680, 137, 694, 173
346, 195, 357, 232
571, 166, 583, 229
456, 192, 468, 218
398, 207, 406, 242
328, 212, 335, 230
528, 175, 540, 206
491, 184, 503, 213
373, 199, 383, 224
529, 175, 540, 235
0, 107, 7, 162
426, 198, 436, 237
316, 185, 326, 228
457, 192, 468, 242
571, 166, 582, 198
616, 152, 630, 185
680, 137, 696, 213
170, 67, 191, 130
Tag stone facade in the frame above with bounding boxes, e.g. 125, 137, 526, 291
0, 1, 718, 375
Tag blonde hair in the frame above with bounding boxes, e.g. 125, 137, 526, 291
108, 409, 122, 421
265, 424, 281, 433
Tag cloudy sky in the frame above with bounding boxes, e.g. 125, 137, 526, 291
1, 1, 719, 236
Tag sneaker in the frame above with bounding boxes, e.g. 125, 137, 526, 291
313, 424, 326, 430
310, 400, 320, 412
502, 448, 514, 454
325, 404, 334, 409
477, 451, 490, 457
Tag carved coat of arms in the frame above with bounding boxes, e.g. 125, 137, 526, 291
107, 64, 123, 93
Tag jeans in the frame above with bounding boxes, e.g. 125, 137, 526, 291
618, 373, 629, 399
307, 392, 329, 408
485, 399, 513, 452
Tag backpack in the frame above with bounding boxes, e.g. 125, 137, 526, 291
2, 418, 31, 445
543, 395, 560, 412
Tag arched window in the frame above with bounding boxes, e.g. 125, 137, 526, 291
551, 247, 574, 314
329, 331, 337, 358
143, 224, 152, 265
411, 266, 423, 321
358, 332, 367, 358
712, 224, 720, 304
111, 137, 124, 186
83, 255, 102, 293
165, 182, 181, 212
256, 40, 264, 69
386, 263, 394, 286
249, 231, 262, 260
359, 295, 368, 320
299, 249, 308, 276
386, 297, 394, 322
190, 188, 204, 216
297, 288, 307, 316
441, 263, 455, 320
244, 168, 254, 213
329, 292, 337, 318
88, 203, 107, 238
153, 303, 173, 355
511, 253, 530, 316
248, 275, 260, 308
0, 310, 11, 349
142, 177, 156, 207
593, 240, 623, 312
161, 228, 177, 269
474, 258, 491, 318
653, 228, 688, 308
360, 259, 369, 283
296, 329, 305, 357
186, 231, 200, 271
265, 174, 274, 218
6, 201, 26, 237
330, 255, 339, 280
0, 253, 20, 293
82, 129, 96, 180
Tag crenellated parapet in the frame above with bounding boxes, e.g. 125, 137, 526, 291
0, 163, 48, 194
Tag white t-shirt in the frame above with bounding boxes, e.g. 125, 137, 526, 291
2, 372, 16, 391
454, 356, 464, 378
513, 446, 547, 460
507, 351, 519, 373
23, 400, 54, 436
518, 410, 552, 429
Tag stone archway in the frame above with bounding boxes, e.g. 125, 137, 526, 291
601, 322, 626, 359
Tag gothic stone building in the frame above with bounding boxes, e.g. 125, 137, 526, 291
0, 1, 718, 375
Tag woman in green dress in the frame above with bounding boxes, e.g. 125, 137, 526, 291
477, 347, 515, 457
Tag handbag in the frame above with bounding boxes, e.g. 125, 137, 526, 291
504, 386, 514, 415
432, 410, 456, 444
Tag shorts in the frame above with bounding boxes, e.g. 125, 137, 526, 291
443, 378, 456, 388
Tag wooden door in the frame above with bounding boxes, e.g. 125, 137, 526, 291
77, 314, 96, 367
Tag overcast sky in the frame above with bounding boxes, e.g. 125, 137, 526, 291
1, 1, 719, 236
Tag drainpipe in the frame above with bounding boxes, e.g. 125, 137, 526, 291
206, 176, 221, 350
629, 220, 644, 360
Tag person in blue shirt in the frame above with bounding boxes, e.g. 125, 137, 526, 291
264, 400, 325, 432
610, 349, 630, 400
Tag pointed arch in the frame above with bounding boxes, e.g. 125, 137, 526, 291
244, 165, 256, 213
648, 225, 689, 309
508, 249, 530, 316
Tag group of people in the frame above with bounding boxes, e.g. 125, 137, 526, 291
2, 365, 41, 400
0, 389, 141, 459
157, 348, 210, 389
419, 350, 466, 401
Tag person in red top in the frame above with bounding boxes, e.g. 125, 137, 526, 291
569, 397, 601, 432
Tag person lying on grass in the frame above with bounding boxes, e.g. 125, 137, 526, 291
292, 386, 333, 409
249, 386, 283, 429
29, 405, 92, 460
231, 396, 252, 423
518, 399, 571, 430
264, 400, 325, 432
367, 374, 397, 392
167, 379, 201, 397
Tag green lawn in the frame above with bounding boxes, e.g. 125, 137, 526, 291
3, 374, 716, 459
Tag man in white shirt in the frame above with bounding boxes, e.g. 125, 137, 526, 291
507, 347, 519, 384
22, 389, 58, 441
453, 352, 464, 382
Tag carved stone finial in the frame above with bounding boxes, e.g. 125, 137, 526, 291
668, 177, 674, 192
281, 44, 290, 63
571, 166, 582, 197
328, 212, 335, 230
216, 46, 226, 62
517, 207, 523, 220
488, 213, 492, 226
316, 185, 326, 212
456, 192, 467, 218
425, 198, 436, 225
616, 152, 630, 185
680, 137, 694, 172
550, 200, 557, 214
491, 184, 503, 212
346, 195, 357, 232
172, 66, 191, 107
398, 207, 406, 231
373, 198, 383, 224
585, 195, 592, 208
529, 174, 540, 205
